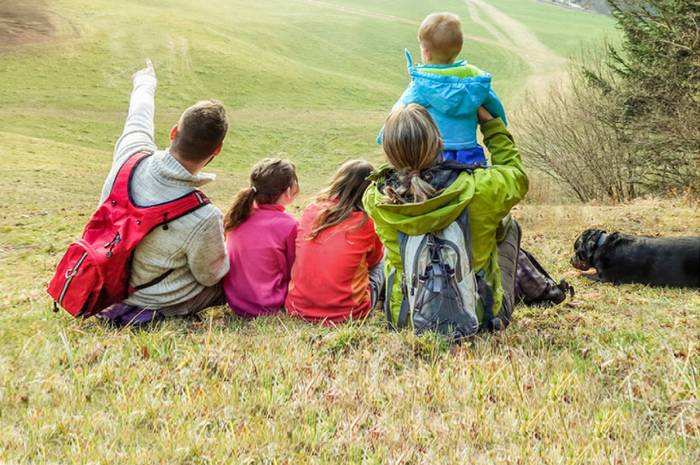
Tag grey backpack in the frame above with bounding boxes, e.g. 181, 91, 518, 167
395, 209, 496, 342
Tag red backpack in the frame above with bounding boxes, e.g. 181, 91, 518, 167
47, 152, 210, 318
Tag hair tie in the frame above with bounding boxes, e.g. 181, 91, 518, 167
408, 170, 421, 177
250, 186, 257, 193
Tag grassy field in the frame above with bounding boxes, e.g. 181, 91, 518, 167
488, 0, 615, 56
1, 0, 698, 463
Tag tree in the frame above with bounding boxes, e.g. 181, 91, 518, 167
597, 0, 700, 193
519, 0, 699, 202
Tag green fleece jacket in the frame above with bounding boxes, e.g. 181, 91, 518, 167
363, 118, 528, 325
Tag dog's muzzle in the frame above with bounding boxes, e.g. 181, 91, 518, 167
570, 256, 590, 270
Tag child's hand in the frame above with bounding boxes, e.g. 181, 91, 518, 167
132, 58, 156, 82
477, 106, 494, 124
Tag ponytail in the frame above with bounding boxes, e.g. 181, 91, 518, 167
224, 157, 298, 232
384, 168, 437, 204
409, 171, 437, 202
224, 187, 256, 231
381, 104, 442, 204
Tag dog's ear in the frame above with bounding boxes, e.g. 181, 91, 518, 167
575, 229, 591, 250
582, 228, 602, 242
583, 229, 607, 259
574, 229, 601, 263
575, 229, 597, 252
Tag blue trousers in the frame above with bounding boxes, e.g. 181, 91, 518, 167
442, 145, 488, 166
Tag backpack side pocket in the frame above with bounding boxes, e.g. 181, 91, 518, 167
47, 242, 104, 317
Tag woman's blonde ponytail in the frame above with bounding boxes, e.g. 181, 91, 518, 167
381, 104, 442, 204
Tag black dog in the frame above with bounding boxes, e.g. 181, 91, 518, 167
571, 229, 700, 288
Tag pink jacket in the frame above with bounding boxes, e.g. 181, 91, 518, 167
223, 204, 298, 317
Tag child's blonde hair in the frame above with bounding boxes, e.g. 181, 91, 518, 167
224, 158, 297, 231
418, 12, 463, 64
382, 104, 441, 204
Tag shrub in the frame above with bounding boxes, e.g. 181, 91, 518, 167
518, 0, 699, 202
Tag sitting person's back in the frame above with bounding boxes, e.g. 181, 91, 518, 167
104, 152, 226, 309
99, 61, 230, 325
286, 160, 384, 324
365, 104, 528, 329
222, 159, 299, 317
379, 12, 507, 166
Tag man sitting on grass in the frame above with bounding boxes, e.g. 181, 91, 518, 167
100, 59, 230, 325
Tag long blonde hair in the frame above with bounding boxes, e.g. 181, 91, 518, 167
382, 104, 441, 203
309, 160, 374, 239
224, 158, 297, 231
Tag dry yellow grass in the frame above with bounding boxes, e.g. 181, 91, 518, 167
2, 1, 696, 463
1, 132, 698, 464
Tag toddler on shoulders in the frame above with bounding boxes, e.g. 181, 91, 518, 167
380, 12, 507, 166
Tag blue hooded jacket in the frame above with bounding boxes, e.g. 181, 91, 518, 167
379, 50, 507, 151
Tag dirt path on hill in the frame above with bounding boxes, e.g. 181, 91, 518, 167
0, 0, 54, 46
464, 0, 567, 99
299, 0, 516, 52
302, 0, 567, 101
0, 0, 79, 48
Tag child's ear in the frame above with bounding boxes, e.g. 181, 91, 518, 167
287, 184, 299, 201
169, 125, 178, 141
212, 143, 223, 156
421, 45, 431, 63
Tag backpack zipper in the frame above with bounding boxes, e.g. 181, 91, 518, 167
58, 251, 88, 305
104, 233, 121, 257
440, 238, 464, 282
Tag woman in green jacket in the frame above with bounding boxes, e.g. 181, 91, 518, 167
363, 104, 528, 329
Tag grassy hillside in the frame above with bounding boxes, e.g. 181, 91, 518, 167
1, 1, 697, 463
488, 0, 614, 56
0, 0, 614, 184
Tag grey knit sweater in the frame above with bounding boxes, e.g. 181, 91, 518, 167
100, 74, 229, 308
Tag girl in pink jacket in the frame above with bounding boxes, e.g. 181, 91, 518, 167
222, 158, 299, 317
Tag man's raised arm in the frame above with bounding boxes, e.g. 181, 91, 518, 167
113, 59, 158, 165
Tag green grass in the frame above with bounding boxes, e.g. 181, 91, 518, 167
486, 0, 616, 57
1, 0, 697, 463
309, 0, 617, 58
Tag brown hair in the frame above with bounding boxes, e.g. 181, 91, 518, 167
418, 12, 463, 64
309, 159, 374, 239
171, 100, 229, 163
382, 104, 441, 204
224, 158, 298, 231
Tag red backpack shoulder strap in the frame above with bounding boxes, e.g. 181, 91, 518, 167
110, 151, 211, 229
153, 189, 211, 227
109, 151, 152, 202
133, 186, 211, 231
